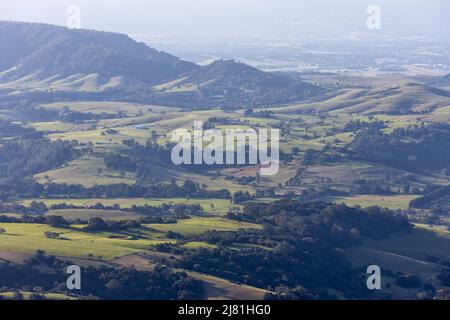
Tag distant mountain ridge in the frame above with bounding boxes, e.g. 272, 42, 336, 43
273, 81, 450, 115
0, 21, 198, 85
153, 59, 324, 108
0, 21, 324, 109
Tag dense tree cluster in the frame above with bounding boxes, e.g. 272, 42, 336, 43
0, 200, 203, 224
302, 149, 341, 166
0, 120, 39, 138
437, 269, 450, 287
0, 179, 231, 200
233, 190, 255, 204
346, 124, 450, 173
410, 185, 450, 209
236, 201, 410, 243
176, 200, 411, 299
0, 137, 82, 180
0, 251, 204, 300
342, 119, 386, 132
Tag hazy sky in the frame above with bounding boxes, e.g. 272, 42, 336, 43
1, 0, 449, 41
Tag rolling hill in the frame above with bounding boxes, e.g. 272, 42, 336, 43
0, 21, 324, 108
153, 59, 325, 109
0, 21, 197, 88
273, 81, 450, 115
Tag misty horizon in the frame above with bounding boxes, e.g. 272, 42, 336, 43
1, 0, 449, 43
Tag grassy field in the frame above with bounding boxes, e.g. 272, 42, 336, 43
39, 101, 180, 116
330, 195, 418, 210
180, 241, 218, 250
269, 83, 450, 116
414, 223, 450, 239
362, 226, 450, 261
300, 157, 449, 197
113, 252, 269, 300
34, 155, 136, 187
344, 245, 441, 299
187, 270, 269, 300
0, 223, 173, 260
0, 217, 259, 259
46, 209, 144, 221
29, 121, 82, 133
48, 126, 153, 145
345, 246, 440, 276
148, 217, 261, 237
344, 225, 450, 299
20, 197, 234, 215
0, 291, 77, 300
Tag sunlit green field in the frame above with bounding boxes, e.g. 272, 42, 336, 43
0, 291, 76, 300
34, 155, 136, 187
0, 223, 173, 259
0, 218, 260, 259
29, 121, 79, 133
180, 241, 218, 250
48, 126, 152, 145
148, 217, 261, 236
39, 101, 179, 116
414, 223, 450, 239
330, 194, 419, 210
46, 209, 144, 221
